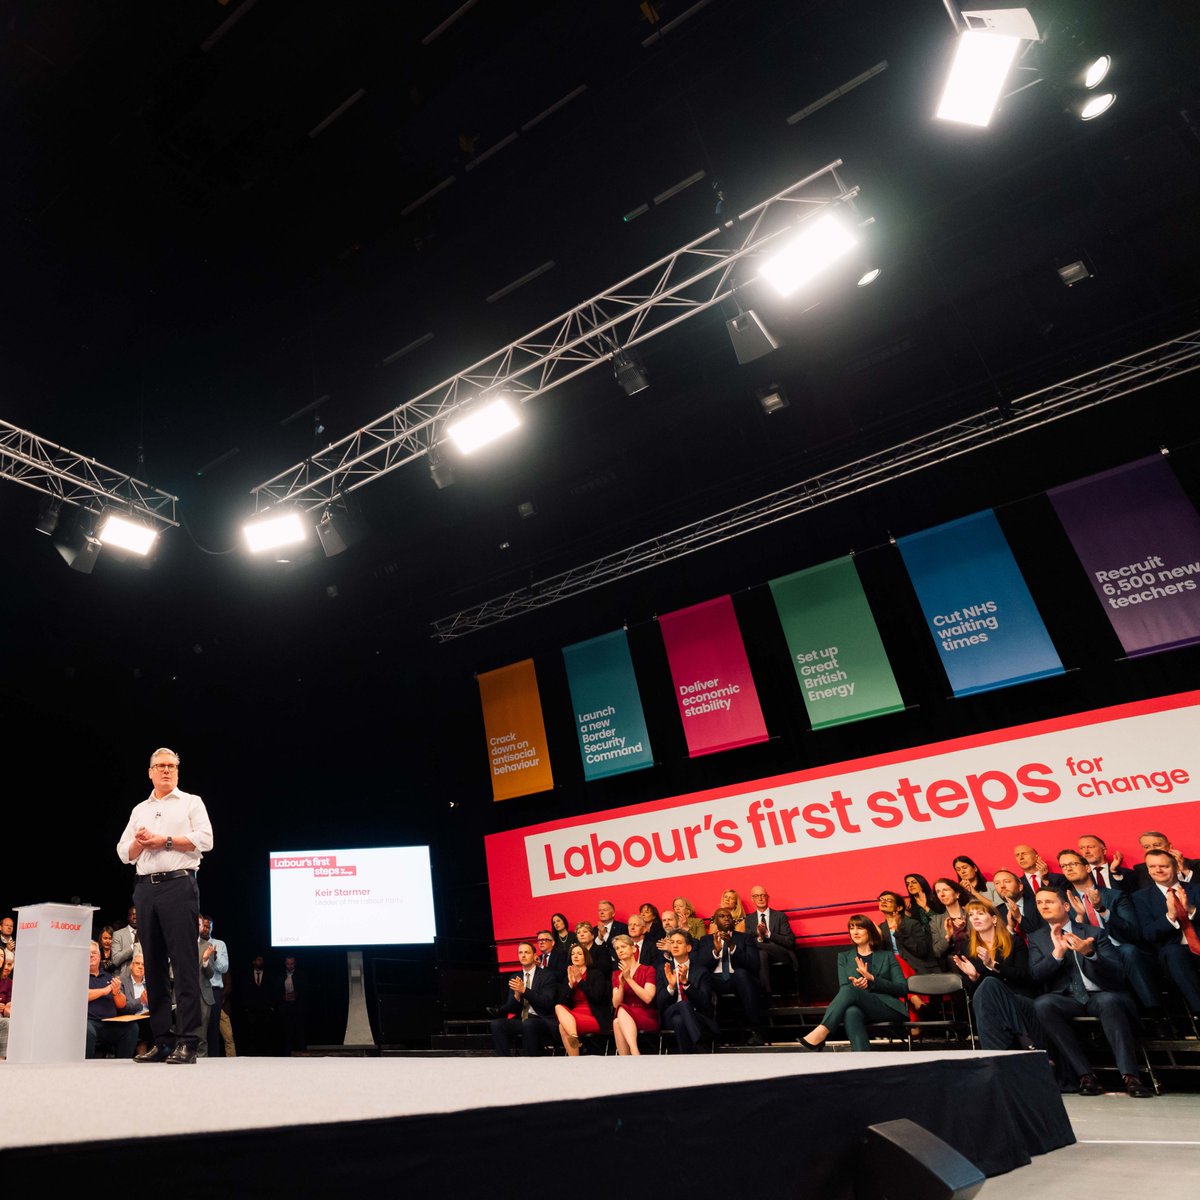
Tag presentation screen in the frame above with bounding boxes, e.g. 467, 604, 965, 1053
269, 845, 436, 947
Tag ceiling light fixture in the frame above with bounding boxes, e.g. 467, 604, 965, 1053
97, 513, 159, 556
445, 395, 521, 455
857, 267, 882, 287
759, 212, 858, 297
243, 510, 308, 554
1083, 55, 1111, 89
1079, 92, 1116, 121
936, 30, 1022, 126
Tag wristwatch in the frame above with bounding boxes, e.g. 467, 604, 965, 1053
164, 835, 174, 852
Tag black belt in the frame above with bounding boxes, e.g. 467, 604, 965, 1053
140, 869, 196, 884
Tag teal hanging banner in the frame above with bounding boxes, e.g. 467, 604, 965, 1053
769, 556, 905, 729
562, 630, 655, 780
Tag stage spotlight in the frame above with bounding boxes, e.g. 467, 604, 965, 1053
517, 499, 537, 519
612, 348, 649, 396
936, 30, 1022, 127
98, 512, 159, 556
428, 446, 457, 489
52, 510, 102, 574
756, 384, 789, 415
243, 510, 307, 554
35, 498, 62, 537
857, 267, 881, 287
759, 212, 858, 298
315, 506, 367, 557
726, 310, 780, 364
445, 394, 521, 455
1079, 92, 1115, 120
1083, 55, 1111, 89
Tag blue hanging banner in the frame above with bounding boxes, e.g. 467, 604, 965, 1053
897, 510, 1064, 697
562, 629, 655, 781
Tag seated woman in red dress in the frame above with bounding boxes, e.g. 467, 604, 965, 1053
611, 933, 658, 1055
555, 943, 612, 1055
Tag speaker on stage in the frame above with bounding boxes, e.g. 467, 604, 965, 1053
858, 1119, 985, 1200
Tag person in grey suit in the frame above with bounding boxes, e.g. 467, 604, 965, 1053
111, 907, 138, 970
1028, 888, 1153, 1098
747, 884, 798, 998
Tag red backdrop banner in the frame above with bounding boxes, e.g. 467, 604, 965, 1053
485, 691, 1200, 960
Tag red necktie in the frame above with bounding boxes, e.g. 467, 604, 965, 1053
1171, 887, 1200, 956
633, 945, 639, 962
540, 953, 548, 968
678, 963, 689, 1002
1081, 891, 1099, 925
1093, 869, 1104, 890
1029, 874, 1041, 892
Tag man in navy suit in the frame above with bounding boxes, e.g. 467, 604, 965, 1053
657, 929, 717, 1053
747, 884, 798, 998
490, 941, 566, 1056
1077, 834, 1135, 894
592, 900, 628, 954
1028, 889, 1153, 1098
1057, 849, 1161, 1014
1013, 843, 1066, 897
1132, 850, 1200, 1016
1130, 833, 1197, 891
695, 907, 767, 1045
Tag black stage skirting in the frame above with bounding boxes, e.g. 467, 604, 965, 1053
6, 1052, 1072, 1196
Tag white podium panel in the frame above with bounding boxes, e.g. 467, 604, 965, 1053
8, 903, 96, 1063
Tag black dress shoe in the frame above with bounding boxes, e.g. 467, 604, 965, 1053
1123, 1074, 1154, 1098
134, 1044, 173, 1063
1077, 1073, 1104, 1096
165, 1044, 198, 1064
796, 1037, 823, 1052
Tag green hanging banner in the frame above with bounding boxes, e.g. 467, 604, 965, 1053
768, 555, 905, 729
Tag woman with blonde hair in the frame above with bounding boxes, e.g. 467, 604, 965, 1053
707, 887, 747, 934
610, 934, 658, 1055
671, 897, 706, 942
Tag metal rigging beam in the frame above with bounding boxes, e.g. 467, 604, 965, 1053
0, 419, 179, 526
429, 327, 1200, 641
250, 161, 860, 512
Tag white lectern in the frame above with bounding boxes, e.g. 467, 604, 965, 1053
7, 902, 96, 1063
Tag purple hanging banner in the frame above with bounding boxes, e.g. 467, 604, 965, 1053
1047, 455, 1200, 657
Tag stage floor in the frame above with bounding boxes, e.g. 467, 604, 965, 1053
2, 1050, 1074, 1196
3, 1048, 1030, 1149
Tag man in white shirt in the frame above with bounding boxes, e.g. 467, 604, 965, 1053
115, 747, 214, 1065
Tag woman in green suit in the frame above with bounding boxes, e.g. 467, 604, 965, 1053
798, 914, 908, 1051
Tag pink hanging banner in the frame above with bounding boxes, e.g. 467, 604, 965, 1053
658, 595, 770, 757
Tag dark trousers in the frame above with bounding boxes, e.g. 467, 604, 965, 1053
87, 1019, 138, 1059
1156, 944, 1200, 1013
490, 1013, 557, 1056
756, 942, 799, 996
1034, 990, 1140, 1078
663, 1000, 716, 1053
1115, 943, 1163, 1011
208, 988, 225, 1056
972, 978, 1044, 1051
819, 987, 905, 1051
134, 874, 201, 1049
710, 968, 766, 1031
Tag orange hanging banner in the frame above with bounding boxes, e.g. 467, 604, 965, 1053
477, 658, 556, 801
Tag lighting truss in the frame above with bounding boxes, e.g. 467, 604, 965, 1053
430, 327, 1200, 641
0, 419, 179, 528
251, 161, 860, 512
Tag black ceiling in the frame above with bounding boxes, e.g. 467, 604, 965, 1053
3, 0, 1199, 645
